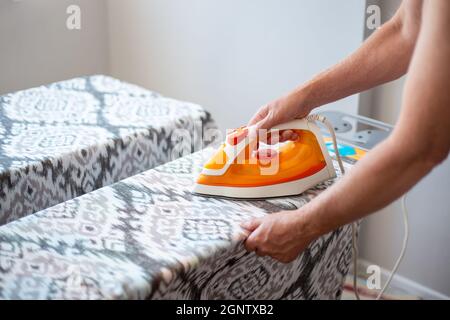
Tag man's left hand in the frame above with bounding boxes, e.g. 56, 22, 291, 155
241, 210, 313, 263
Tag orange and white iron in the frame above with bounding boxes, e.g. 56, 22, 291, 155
193, 116, 340, 199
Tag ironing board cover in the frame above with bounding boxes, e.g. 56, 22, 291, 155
0, 76, 217, 226
0, 149, 354, 300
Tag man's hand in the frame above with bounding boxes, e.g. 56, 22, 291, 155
247, 93, 309, 147
248, 93, 312, 131
241, 210, 314, 263
248, 0, 421, 133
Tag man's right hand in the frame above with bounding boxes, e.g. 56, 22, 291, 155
248, 93, 312, 130
247, 92, 311, 143
248, 0, 421, 136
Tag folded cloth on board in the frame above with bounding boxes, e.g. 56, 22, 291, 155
0, 149, 355, 299
0, 75, 217, 225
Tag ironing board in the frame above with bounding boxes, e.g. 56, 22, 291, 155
0, 149, 354, 299
0, 75, 217, 226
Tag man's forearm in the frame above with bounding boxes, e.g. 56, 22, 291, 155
300, 136, 434, 239
300, 0, 450, 240
289, 7, 417, 112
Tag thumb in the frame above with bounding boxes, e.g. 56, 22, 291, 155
248, 107, 268, 127
255, 118, 273, 132
255, 111, 280, 131
240, 218, 263, 231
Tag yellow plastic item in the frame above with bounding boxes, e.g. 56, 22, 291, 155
197, 130, 326, 187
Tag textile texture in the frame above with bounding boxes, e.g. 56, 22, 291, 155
0, 75, 217, 225
0, 149, 354, 299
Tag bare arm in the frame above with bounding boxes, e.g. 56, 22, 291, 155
243, 0, 449, 263
249, 0, 423, 129
302, 0, 450, 240
297, 0, 422, 110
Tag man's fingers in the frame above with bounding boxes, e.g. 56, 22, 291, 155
227, 127, 248, 145
281, 130, 299, 142
248, 107, 268, 127
238, 227, 251, 239
245, 235, 268, 257
240, 218, 262, 231
248, 114, 262, 127
255, 248, 268, 257
266, 130, 299, 144
244, 234, 258, 252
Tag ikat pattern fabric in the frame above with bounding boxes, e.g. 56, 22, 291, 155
0, 75, 217, 225
0, 149, 354, 300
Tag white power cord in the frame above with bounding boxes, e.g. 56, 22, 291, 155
376, 194, 409, 300
306, 114, 409, 301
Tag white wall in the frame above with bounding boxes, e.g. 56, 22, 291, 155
107, 0, 366, 131
359, 0, 450, 297
0, 0, 109, 95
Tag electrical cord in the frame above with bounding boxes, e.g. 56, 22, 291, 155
376, 194, 409, 300
306, 114, 409, 301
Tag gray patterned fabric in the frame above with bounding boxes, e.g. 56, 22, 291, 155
0, 149, 354, 300
0, 75, 217, 225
